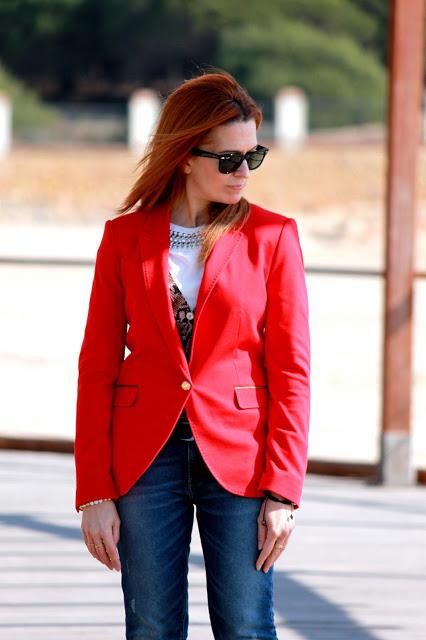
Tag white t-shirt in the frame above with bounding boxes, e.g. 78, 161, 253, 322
168, 222, 208, 311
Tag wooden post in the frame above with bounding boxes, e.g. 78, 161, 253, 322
379, 0, 425, 484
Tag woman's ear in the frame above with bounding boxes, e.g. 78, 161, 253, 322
179, 152, 194, 175
182, 159, 192, 175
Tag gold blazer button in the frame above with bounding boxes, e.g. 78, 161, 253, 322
181, 380, 191, 391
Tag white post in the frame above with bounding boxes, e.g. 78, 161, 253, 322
274, 87, 308, 150
128, 89, 161, 154
0, 92, 12, 158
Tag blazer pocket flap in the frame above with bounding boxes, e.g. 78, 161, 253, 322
112, 384, 139, 407
234, 386, 269, 409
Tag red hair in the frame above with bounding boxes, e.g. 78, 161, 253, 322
115, 67, 263, 264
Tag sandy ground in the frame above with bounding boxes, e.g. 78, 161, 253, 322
0, 143, 425, 469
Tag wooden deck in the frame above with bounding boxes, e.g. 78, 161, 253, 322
0, 449, 425, 639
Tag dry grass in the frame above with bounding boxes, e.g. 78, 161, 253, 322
1, 141, 425, 269
2, 141, 425, 223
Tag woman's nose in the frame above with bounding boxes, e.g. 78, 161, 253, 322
234, 159, 250, 177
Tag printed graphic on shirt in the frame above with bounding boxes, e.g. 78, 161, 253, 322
168, 271, 195, 361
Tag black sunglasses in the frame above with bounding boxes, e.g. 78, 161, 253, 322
190, 144, 269, 174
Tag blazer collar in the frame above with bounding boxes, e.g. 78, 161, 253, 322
138, 201, 243, 374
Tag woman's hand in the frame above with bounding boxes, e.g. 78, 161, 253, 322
256, 498, 295, 572
81, 501, 122, 571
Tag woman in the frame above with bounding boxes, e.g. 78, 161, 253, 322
74, 68, 310, 640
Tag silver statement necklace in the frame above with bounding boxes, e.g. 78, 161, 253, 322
169, 225, 206, 249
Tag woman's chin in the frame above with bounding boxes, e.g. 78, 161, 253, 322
221, 192, 244, 205
207, 191, 244, 207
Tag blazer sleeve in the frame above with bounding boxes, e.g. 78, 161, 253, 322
257, 217, 311, 509
74, 219, 127, 512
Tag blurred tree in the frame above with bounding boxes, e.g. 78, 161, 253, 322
0, 0, 398, 127
186, 0, 387, 126
0, 61, 59, 132
0, 0, 216, 98
348, 0, 390, 65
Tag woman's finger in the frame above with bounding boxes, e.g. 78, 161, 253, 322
256, 530, 280, 571
92, 541, 108, 565
255, 503, 295, 571
84, 536, 119, 570
262, 536, 289, 573
257, 520, 267, 550
257, 524, 294, 572
102, 532, 121, 571
97, 539, 116, 570
257, 500, 267, 550
85, 539, 105, 564
112, 517, 121, 546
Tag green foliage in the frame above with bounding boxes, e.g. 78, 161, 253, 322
0, 62, 59, 131
0, 0, 396, 128
186, 0, 387, 127
215, 18, 386, 126
0, 0, 208, 98
348, 0, 389, 64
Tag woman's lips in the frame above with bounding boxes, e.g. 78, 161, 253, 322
228, 184, 245, 190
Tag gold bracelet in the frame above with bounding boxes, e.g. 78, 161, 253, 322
78, 498, 113, 511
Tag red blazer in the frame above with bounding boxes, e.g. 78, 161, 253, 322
74, 201, 310, 512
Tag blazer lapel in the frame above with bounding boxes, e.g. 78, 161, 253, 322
138, 202, 243, 372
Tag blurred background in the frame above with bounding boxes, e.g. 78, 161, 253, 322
1, 2, 426, 639
1, 0, 425, 472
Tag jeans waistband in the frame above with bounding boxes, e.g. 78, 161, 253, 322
171, 410, 194, 441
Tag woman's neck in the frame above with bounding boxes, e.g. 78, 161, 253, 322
170, 201, 209, 228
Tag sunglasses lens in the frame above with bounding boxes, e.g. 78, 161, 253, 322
217, 147, 268, 173
246, 150, 267, 170
219, 154, 243, 174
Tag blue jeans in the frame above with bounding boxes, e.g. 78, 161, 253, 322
115, 429, 278, 640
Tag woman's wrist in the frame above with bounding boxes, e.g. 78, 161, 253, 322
264, 490, 295, 506
78, 498, 114, 511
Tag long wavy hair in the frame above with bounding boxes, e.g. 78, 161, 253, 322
115, 66, 263, 264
